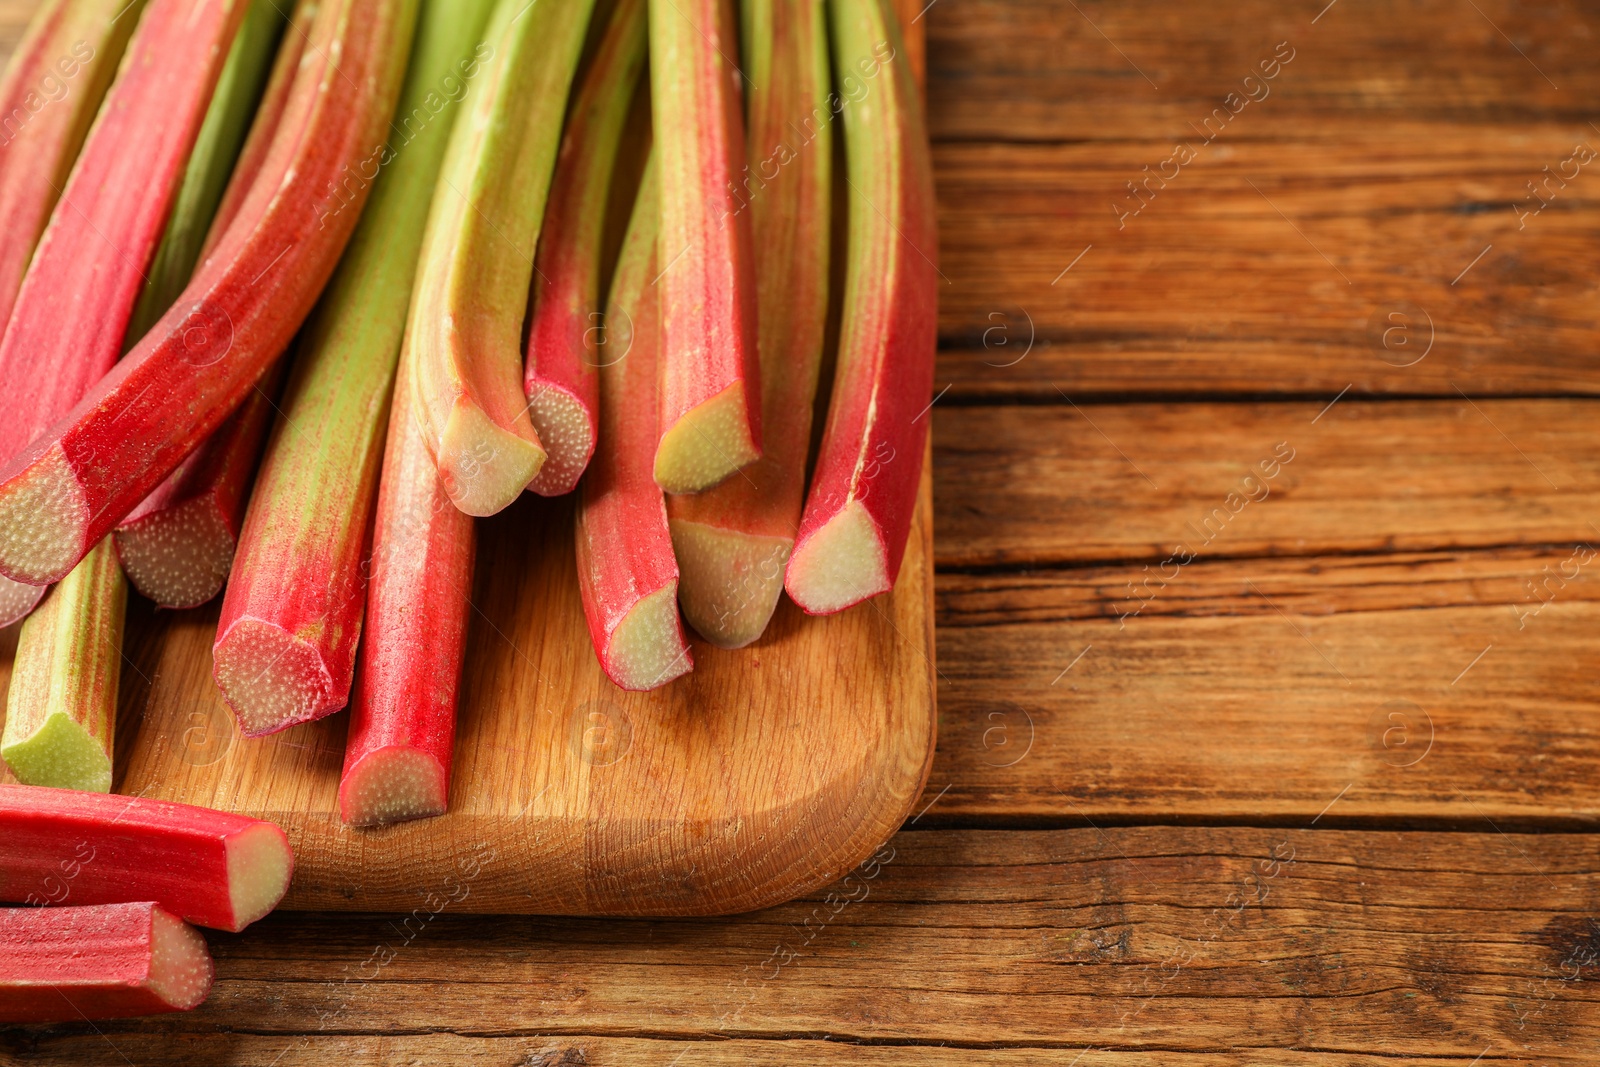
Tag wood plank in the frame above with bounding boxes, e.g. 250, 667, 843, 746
934, 399, 1600, 568
6, 828, 1597, 1061
933, 135, 1600, 398
926, 0, 1596, 143
931, 547, 1600, 825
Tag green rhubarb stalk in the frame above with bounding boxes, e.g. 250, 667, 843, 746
410, 0, 597, 517
0, 538, 125, 792
123, 0, 285, 346
649, 0, 764, 494
212, 0, 498, 737
666, 0, 832, 647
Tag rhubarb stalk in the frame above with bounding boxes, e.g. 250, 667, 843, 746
0, 538, 124, 791
667, 0, 832, 647
410, 0, 597, 517
0, 784, 293, 932
649, 0, 763, 495
0, 0, 141, 627
522, 0, 647, 498
111, 0, 290, 609
577, 157, 694, 691
0, 0, 245, 621
0, 902, 213, 1022
0, 0, 419, 587
340, 335, 476, 826
784, 0, 937, 614
213, 0, 497, 739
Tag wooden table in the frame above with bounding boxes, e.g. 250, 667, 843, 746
7, 0, 1600, 1062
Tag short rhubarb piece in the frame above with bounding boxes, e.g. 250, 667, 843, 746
340, 337, 475, 827
649, 0, 763, 494
0, 785, 293, 931
522, 0, 647, 497
784, 0, 937, 615
667, 0, 832, 647
214, 0, 497, 738
0, 539, 124, 791
577, 159, 694, 691
0, 902, 213, 1023
411, 0, 597, 516
0, 0, 419, 588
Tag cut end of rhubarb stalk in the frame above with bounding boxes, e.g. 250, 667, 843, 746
525, 381, 595, 497
668, 518, 792, 649
213, 618, 336, 736
115, 496, 236, 609
784, 500, 891, 615
0, 902, 214, 1023
0, 445, 89, 585
0, 711, 113, 793
438, 400, 547, 516
600, 584, 694, 690
224, 821, 295, 930
0, 576, 44, 627
653, 381, 761, 494
339, 746, 449, 828
145, 906, 215, 1012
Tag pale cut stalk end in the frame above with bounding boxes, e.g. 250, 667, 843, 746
1, 539, 124, 791
784, 499, 891, 615
146, 906, 215, 1011
602, 584, 694, 691
438, 400, 547, 516
223, 821, 295, 930
0, 576, 44, 627
339, 746, 449, 828
212, 617, 338, 737
114, 496, 235, 609
653, 381, 761, 494
0, 711, 112, 793
668, 518, 791, 649
0, 445, 90, 586
525, 381, 595, 497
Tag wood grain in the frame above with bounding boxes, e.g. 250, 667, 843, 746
5, 828, 1598, 1063
934, 399, 1600, 569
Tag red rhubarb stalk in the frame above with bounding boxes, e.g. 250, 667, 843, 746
577, 157, 694, 691
0, 0, 419, 588
0, 0, 144, 331
0, 784, 294, 932
112, 1, 290, 609
0, 0, 246, 621
340, 336, 476, 826
410, 0, 597, 517
198, 0, 314, 263
113, 368, 281, 609
214, 0, 496, 738
0, 902, 213, 1022
522, 0, 647, 498
784, 0, 937, 614
649, 0, 763, 494
667, 0, 832, 647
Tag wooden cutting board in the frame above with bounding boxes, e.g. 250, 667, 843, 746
0, 0, 937, 917
0, 464, 934, 917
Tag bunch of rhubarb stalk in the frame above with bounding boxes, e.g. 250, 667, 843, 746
0, 0, 932, 838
